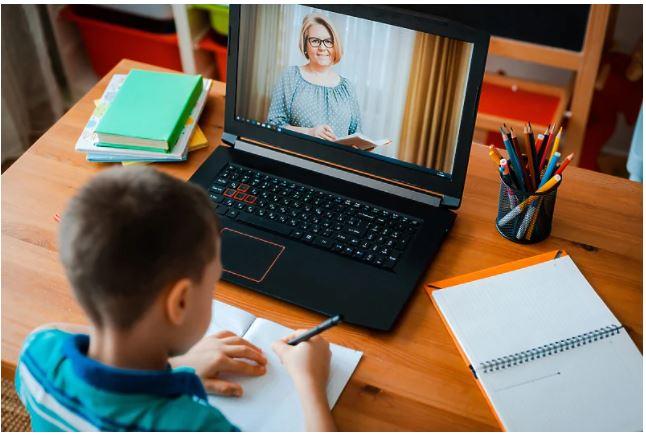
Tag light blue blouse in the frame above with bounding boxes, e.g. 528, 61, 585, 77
267, 66, 362, 137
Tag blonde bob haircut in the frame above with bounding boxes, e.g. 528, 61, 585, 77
298, 14, 343, 65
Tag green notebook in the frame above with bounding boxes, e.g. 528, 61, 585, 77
95, 69, 203, 152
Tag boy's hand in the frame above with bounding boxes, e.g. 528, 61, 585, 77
170, 330, 267, 397
272, 330, 331, 393
272, 332, 336, 431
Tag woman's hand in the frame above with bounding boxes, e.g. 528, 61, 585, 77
169, 330, 267, 397
309, 124, 337, 141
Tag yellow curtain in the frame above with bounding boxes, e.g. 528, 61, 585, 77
398, 34, 472, 173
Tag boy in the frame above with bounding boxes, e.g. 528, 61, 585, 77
15, 167, 335, 431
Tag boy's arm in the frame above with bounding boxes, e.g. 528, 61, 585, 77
272, 332, 336, 432
293, 379, 337, 432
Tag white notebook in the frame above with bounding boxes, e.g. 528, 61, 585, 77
204, 300, 362, 431
432, 255, 643, 431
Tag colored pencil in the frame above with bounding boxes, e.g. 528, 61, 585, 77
497, 174, 561, 226
511, 128, 531, 190
539, 151, 561, 188
500, 128, 525, 191
538, 125, 552, 175
555, 153, 574, 176
549, 126, 563, 161
523, 125, 537, 191
489, 144, 503, 162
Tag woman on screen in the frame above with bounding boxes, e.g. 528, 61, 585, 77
267, 14, 362, 142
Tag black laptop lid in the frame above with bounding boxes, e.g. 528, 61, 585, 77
224, 5, 489, 208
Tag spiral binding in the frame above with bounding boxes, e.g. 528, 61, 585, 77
478, 324, 623, 373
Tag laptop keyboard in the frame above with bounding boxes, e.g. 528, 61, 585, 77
207, 164, 422, 270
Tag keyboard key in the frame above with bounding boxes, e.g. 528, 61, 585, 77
313, 237, 331, 248
238, 184, 250, 192
210, 185, 225, 194
333, 243, 344, 252
233, 191, 246, 201
346, 226, 366, 237
303, 233, 315, 243
226, 209, 239, 219
223, 188, 236, 198
343, 246, 354, 256
237, 212, 292, 236
382, 255, 398, 269
215, 205, 228, 215
215, 177, 228, 185
245, 195, 257, 204
229, 181, 239, 189
209, 193, 223, 203
291, 229, 303, 239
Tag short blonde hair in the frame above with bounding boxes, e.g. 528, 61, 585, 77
298, 14, 343, 65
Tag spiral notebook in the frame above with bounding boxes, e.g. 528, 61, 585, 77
430, 254, 643, 431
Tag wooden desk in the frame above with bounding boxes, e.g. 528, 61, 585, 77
2, 60, 642, 431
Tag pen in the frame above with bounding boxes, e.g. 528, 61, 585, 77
287, 314, 343, 346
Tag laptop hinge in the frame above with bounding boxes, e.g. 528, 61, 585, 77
234, 137, 445, 208
222, 132, 237, 146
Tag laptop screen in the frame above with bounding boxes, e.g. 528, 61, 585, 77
233, 5, 475, 178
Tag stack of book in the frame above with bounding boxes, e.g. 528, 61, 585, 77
75, 69, 212, 164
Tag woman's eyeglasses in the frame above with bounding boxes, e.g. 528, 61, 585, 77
307, 37, 334, 48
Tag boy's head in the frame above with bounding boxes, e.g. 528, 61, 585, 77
59, 166, 221, 354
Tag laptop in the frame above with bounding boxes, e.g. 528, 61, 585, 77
190, 5, 489, 330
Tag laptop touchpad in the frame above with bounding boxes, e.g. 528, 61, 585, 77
220, 228, 285, 283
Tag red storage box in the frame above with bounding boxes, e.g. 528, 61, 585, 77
475, 73, 570, 149
198, 33, 228, 82
62, 6, 182, 77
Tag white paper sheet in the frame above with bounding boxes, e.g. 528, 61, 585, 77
205, 302, 362, 431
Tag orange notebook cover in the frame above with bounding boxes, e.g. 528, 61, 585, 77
426, 250, 567, 431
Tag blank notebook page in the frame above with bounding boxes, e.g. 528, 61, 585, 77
207, 315, 362, 431
432, 256, 621, 365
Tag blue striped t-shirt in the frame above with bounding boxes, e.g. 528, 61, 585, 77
15, 329, 239, 431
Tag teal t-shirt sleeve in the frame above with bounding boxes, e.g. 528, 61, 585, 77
153, 396, 240, 431
15, 328, 72, 398
194, 404, 240, 432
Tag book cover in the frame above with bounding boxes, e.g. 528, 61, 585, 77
95, 69, 203, 151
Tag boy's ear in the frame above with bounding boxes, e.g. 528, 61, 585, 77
165, 278, 192, 326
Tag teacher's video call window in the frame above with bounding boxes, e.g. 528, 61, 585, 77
235, 5, 474, 176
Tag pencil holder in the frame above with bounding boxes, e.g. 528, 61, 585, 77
495, 177, 560, 244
